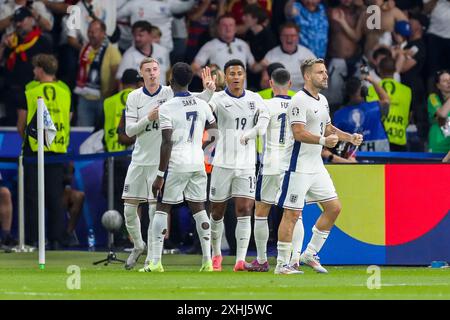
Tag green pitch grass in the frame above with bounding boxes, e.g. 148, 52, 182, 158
0, 251, 449, 300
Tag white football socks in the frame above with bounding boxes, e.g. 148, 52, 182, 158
254, 216, 269, 264
235, 216, 251, 263
290, 217, 304, 265
145, 204, 156, 263
277, 241, 291, 266
305, 225, 330, 256
124, 203, 145, 249
151, 211, 168, 265
210, 216, 224, 257
193, 210, 211, 263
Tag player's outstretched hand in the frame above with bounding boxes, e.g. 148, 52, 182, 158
350, 133, 363, 146
152, 176, 164, 198
325, 134, 339, 148
201, 66, 216, 92
148, 107, 159, 121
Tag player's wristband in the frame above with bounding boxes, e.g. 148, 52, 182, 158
319, 136, 326, 146
156, 170, 165, 178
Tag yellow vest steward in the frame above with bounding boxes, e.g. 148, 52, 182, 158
25, 81, 71, 153
103, 88, 132, 152
367, 78, 412, 146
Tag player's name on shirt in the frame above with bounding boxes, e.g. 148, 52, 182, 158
159, 93, 216, 173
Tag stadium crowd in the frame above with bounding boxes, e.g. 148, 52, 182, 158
0, 0, 449, 250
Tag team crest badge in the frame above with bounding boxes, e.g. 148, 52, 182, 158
248, 101, 255, 111
124, 184, 129, 193
290, 194, 298, 203
292, 107, 300, 116
157, 99, 167, 106
211, 187, 216, 196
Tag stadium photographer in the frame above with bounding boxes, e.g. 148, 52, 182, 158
333, 67, 391, 153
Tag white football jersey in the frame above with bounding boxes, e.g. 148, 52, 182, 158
283, 89, 331, 174
261, 95, 292, 175
159, 92, 216, 173
126, 85, 173, 166
209, 89, 269, 170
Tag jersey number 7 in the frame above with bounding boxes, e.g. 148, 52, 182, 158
186, 111, 198, 142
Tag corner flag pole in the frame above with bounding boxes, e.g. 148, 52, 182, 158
37, 97, 45, 270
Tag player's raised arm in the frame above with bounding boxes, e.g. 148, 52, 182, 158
193, 66, 217, 102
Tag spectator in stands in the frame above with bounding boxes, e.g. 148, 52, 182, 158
334, 76, 391, 152
263, 22, 316, 91
60, 0, 117, 89
0, 0, 54, 34
338, 0, 407, 63
0, 172, 17, 248
62, 163, 84, 247
258, 62, 296, 99
366, 56, 412, 151
326, 0, 365, 108
185, 0, 226, 64
151, 26, 162, 45
74, 19, 121, 126
64, 0, 118, 51
227, 0, 272, 36
116, 21, 170, 86
191, 14, 265, 78
170, 1, 196, 64
0, 6, 52, 126
368, 47, 401, 83
427, 70, 450, 153
16, 54, 71, 249
270, 0, 289, 39
36, 0, 70, 15
284, 0, 329, 58
117, 0, 195, 53
117, 0, 133, 52
242, 4, 276, 90
424, 0, 450, 90
394, 16, 428, 150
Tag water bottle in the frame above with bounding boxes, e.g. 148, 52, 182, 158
87, 228, 96, 251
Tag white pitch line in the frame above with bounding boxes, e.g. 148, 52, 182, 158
1, 291, 66, 297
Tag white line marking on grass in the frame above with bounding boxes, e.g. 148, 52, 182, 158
2, 291, 65, 297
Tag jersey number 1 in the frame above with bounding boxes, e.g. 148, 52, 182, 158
186, 111, 198, 142
278, 113, 286, 144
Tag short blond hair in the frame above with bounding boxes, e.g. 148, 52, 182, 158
300, 58, 325, 76
32, 54, 58, 76
139, 57, 160, 70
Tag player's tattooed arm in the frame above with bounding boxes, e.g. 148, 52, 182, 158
152, 129, 173, 197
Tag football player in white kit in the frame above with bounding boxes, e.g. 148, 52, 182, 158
122, 57, 215, 270
274, 58, 363, 274
208, 59, 270, 272
142, 62, 218, 272
240, 68, 304, 272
